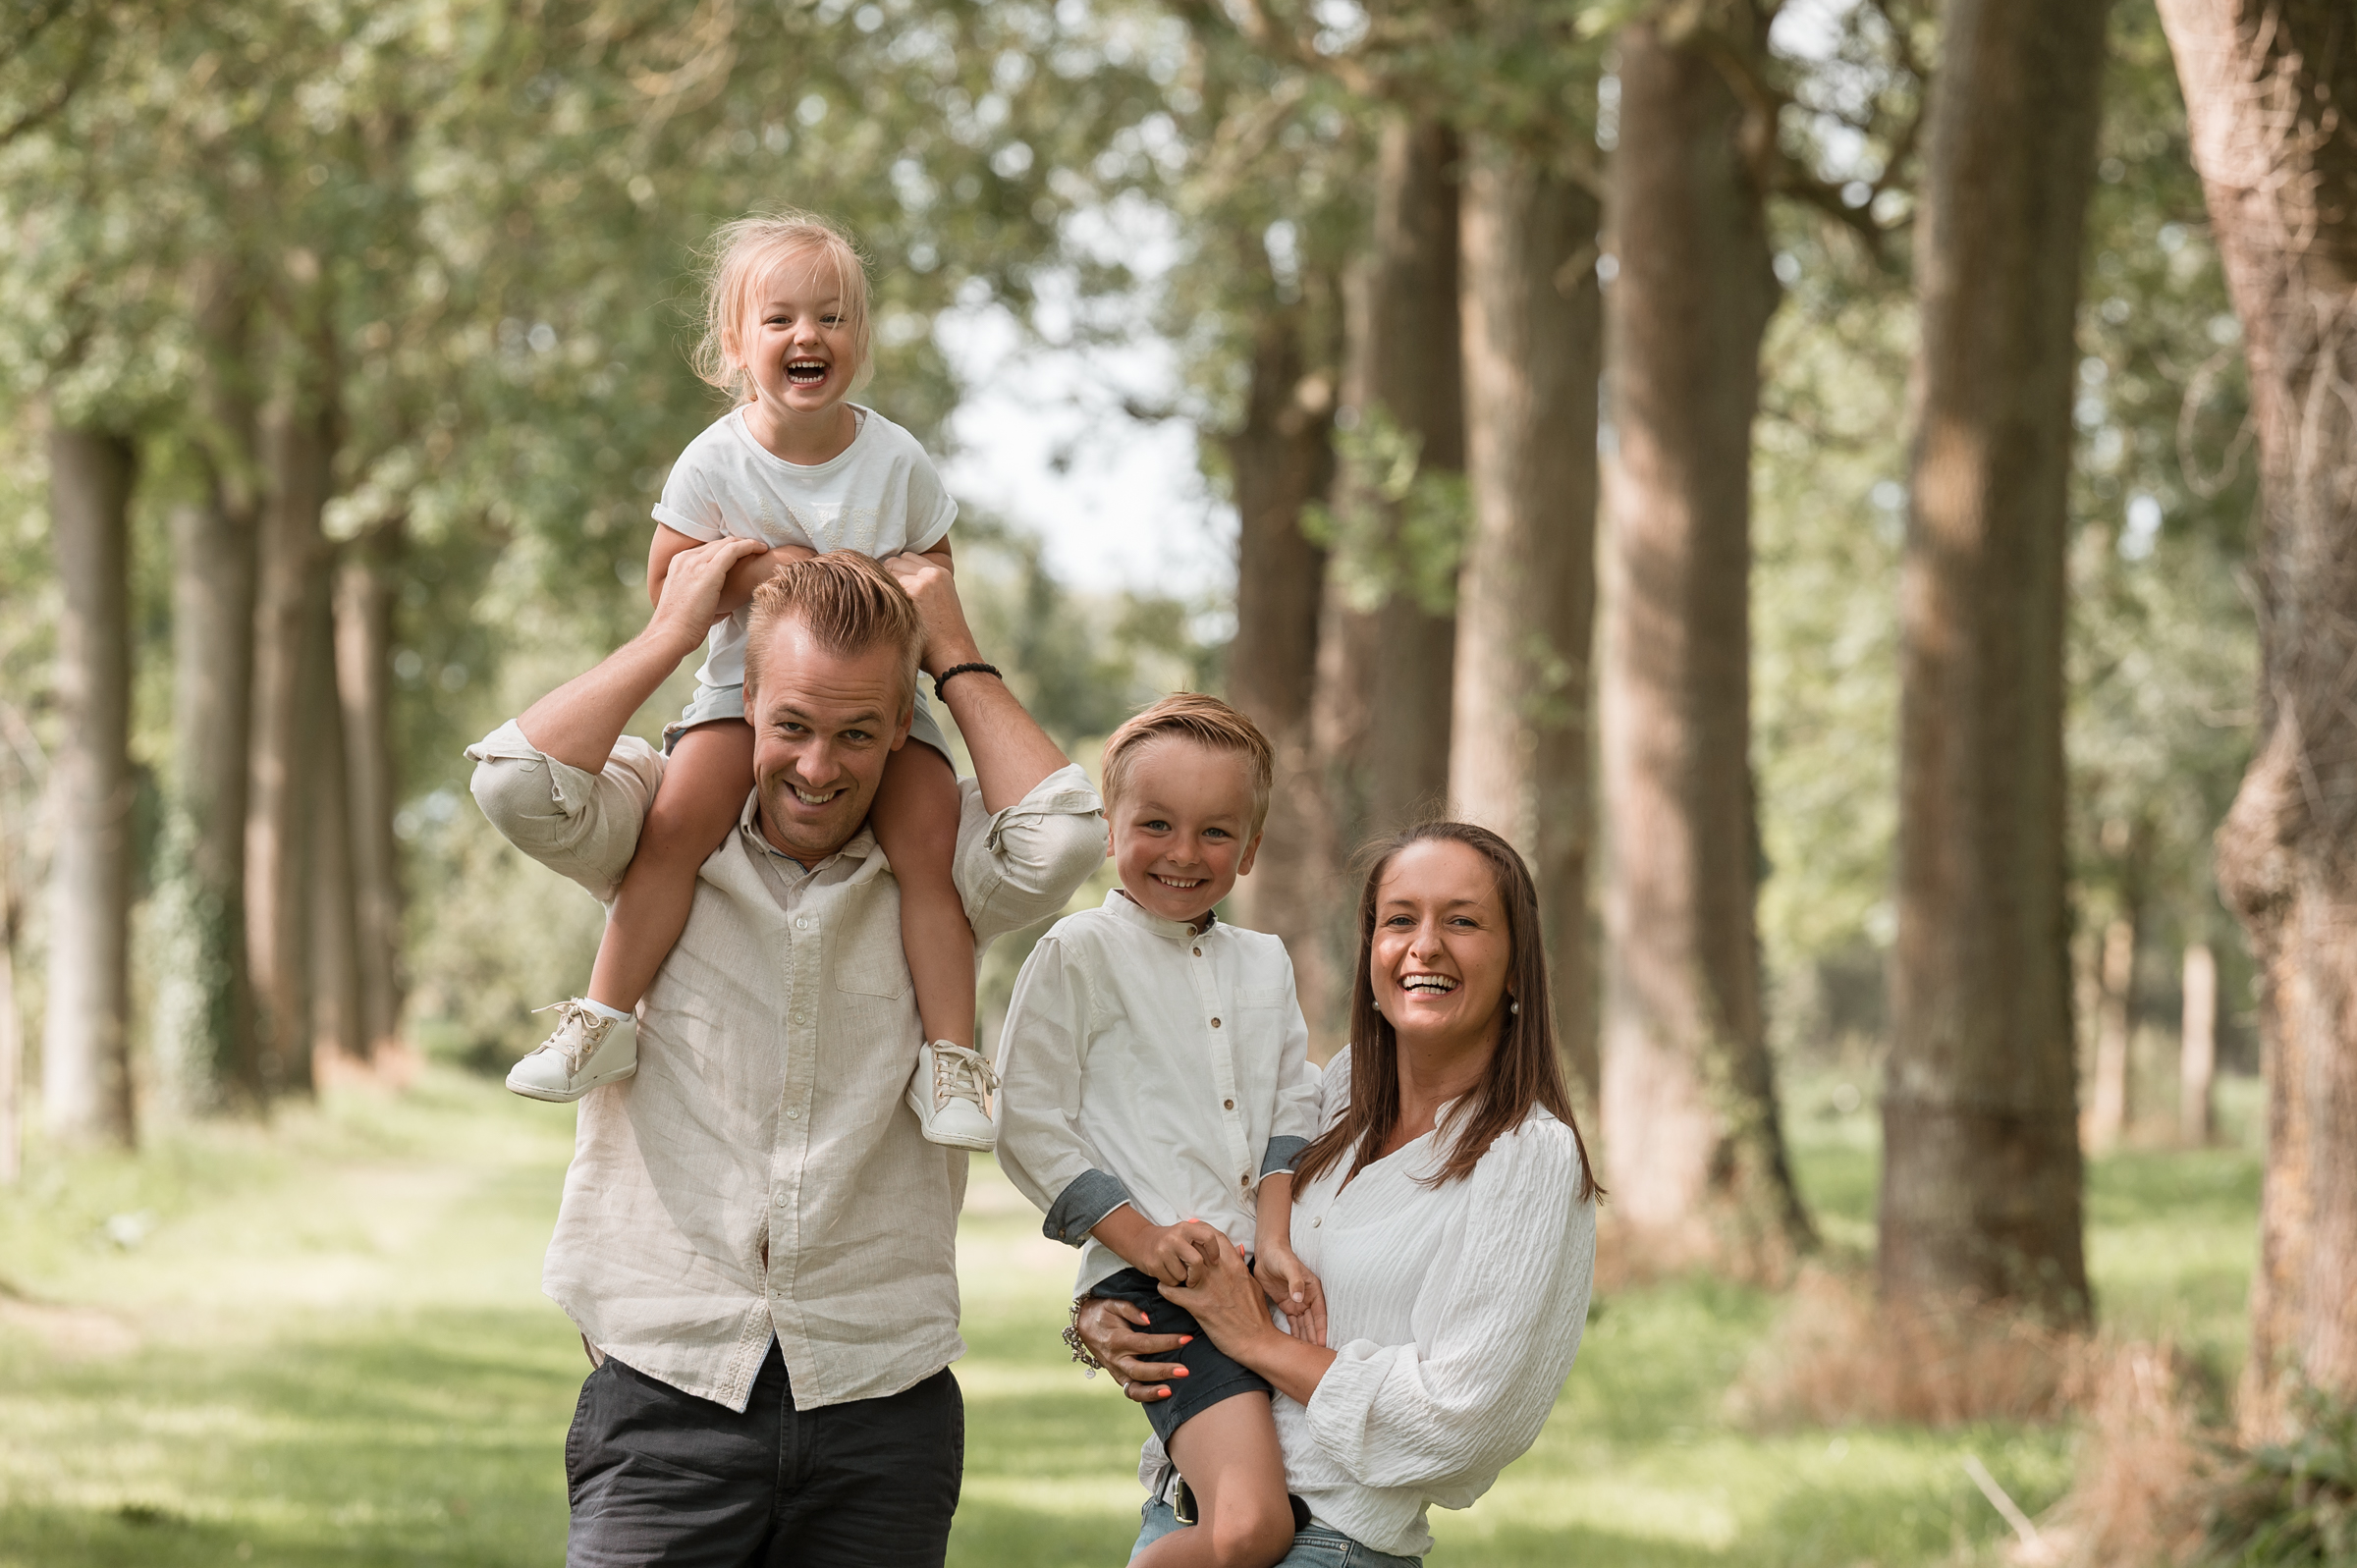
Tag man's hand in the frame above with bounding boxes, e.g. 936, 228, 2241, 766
518, 534, 766, 774
1253, 1242, 1329, 1346
717, 543, 816, 613
883, 550, 981, 676
650, 537, 769, 658
1073, 1297, 1186, 1405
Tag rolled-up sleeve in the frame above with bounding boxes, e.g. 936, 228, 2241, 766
953, 763, 1105, 946
465, 721, 666, 902
1043, 1167, 1133, 1247
994, 935, 1127, 1245
1301, 1117, 1596, 1495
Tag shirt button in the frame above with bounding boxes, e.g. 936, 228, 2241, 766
1313, 1217, 1322, 1228
795, 918, 808, 930
1211, 1017, 1222, 1029
1223, 1099, 1234, 1109
787, 1108, 800, 1119
1192, 946, 1202, 956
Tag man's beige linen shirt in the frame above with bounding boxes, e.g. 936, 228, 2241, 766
466, 720, 1104, 1413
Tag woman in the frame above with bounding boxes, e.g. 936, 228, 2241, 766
1075, 820, 1601, 1565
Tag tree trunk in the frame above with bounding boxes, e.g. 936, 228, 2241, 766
2155, 0, 2357, 1437
1450, 136, 1603, 1101
2179, 940, 2216, 1147
247, 397, 335, 1100
1313, 115, 1464, 851
1, 827, 24, 1184
1597, 16, 1811, 1272
41, 422, 138, 1147
2087, 915, 2138, 1149
335, 519, 405, 1056
155, 267, 262, 1114
1223, 266, 1340, 1051
159, 496, 260, 1114
308, 563, 364, 1069
1883, 0, 2110, 1323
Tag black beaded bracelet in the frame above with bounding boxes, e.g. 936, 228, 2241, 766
932, 661, 1002, 700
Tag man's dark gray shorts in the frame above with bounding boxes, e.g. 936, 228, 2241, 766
566, 1342, 962, 1567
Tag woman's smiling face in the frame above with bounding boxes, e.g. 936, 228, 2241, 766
1370, 838, 1513, 1047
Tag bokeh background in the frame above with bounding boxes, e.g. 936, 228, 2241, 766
4, 0, 2349, 1562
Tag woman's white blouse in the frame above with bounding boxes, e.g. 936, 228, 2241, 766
1148, 1053, 1597, 1558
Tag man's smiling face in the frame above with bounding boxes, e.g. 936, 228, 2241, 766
741, 615, 913, 865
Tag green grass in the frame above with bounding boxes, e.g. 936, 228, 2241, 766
0, 1066, 2263, 1565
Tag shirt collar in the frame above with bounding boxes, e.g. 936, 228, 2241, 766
736, 788, 875, 874
1103, 887, 1218, 942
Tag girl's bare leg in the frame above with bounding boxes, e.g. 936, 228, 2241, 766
585, 721, 755, 1011
1132, 1394, 1295, 1568
868, 740, 977, 1050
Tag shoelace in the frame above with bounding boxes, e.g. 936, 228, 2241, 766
931, 1046, 999, 1110
532, 1000, 612, 1074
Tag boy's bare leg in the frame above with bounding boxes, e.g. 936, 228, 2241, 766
1133, 1394, 1294, 1568
869, 741, 977, 1050
585, 721, 755, 1011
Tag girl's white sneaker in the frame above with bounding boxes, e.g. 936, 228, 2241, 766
906, 1042, 997, 1150
509, 1000, 637, 1102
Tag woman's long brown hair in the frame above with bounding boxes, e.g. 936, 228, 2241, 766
1292, 820, 1600, 1199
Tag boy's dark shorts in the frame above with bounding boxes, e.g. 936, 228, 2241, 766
1090, 1267, 1273, 1445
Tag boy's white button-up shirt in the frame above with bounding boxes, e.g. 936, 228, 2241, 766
465, 720, 1105, 1413
993, 891, 1323, 1293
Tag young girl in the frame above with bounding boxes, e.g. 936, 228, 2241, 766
505, 211, 997, 1150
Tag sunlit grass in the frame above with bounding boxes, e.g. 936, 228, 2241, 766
0, 1062, 2262, 1565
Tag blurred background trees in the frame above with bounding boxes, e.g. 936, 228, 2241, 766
4, 0, 2352, 1500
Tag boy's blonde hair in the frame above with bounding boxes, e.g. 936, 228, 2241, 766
1100, 694, 1276, 838
693, 211, 874, 402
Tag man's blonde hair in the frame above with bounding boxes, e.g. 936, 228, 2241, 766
743, 554, 925, 712
1100, 693, 1276, 837
693, 211, 874, 402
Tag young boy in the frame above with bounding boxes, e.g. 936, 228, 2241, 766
995, 693, 1323, 1568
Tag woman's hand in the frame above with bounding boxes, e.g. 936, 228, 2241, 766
1254, 1242, 1329, 1346
1158, 1228, 1288, 1359
1162, 1232, 1341, 1406
1072, 1297, 1186, 1404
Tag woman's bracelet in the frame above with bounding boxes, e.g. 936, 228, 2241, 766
932, 661, 1002, 700
1063, 1294, 1103, 1378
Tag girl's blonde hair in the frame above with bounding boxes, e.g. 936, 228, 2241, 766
692, 211, 874, 402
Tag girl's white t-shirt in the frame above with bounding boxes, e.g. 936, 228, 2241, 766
652, 404, 957, 689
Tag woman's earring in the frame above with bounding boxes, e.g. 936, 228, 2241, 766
1508, 996, 1519, 1016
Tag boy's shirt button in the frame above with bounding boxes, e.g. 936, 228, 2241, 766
1211, 1017, 1222, 1028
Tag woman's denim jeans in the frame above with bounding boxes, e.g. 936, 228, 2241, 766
1130, 1496, 1424, 1567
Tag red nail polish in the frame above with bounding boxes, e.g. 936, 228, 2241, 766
1173, 1367, 1189, 1377
1179, 1335, 1193, 1344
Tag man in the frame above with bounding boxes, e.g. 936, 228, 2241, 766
466, 540, 1104, 1566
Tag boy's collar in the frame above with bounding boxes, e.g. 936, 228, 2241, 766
1107, 887, 1219, 940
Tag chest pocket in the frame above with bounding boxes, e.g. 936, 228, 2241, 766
826, 894, 917, 1000
832, 949, 913, 1000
